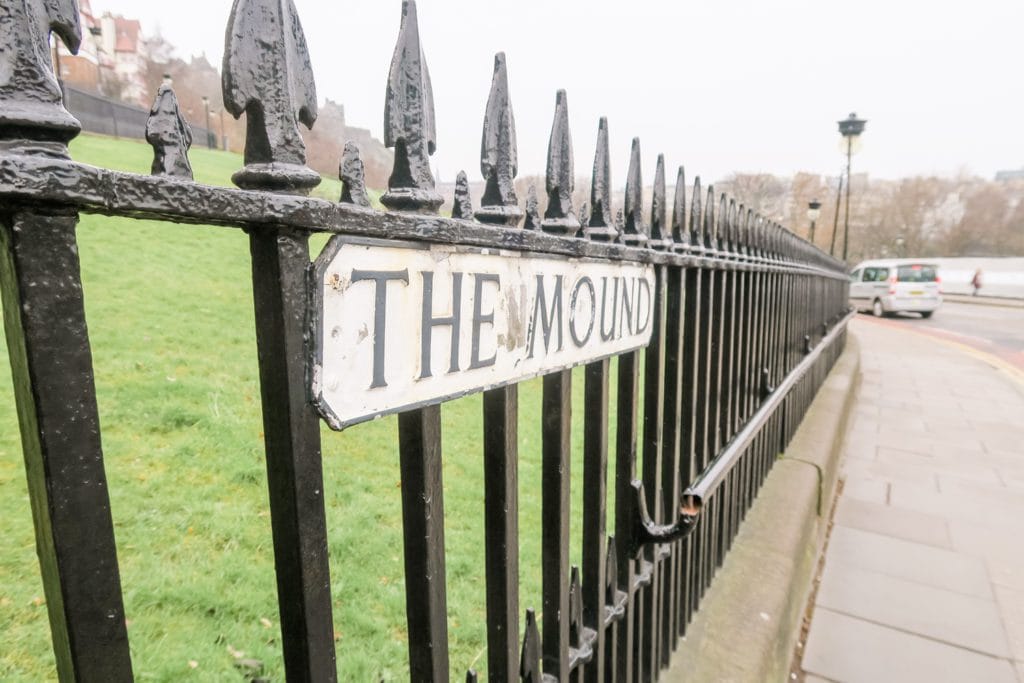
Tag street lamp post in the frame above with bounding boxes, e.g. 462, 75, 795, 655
837, 112, 867, 261
807, 199, 822, 245
202, 96, 213, 150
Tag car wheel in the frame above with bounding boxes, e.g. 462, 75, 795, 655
921, 311, 933, 319
872, 299, 884, 317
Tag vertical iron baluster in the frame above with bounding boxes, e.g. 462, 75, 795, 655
477, 49, 523, 682
484, 386, 520, 682
0, 212, 135, 682
0, 8, 134, 679
542, 370, 573, 682
539, 90, 575, 681
380, 3, 453, 678
582, 116, 616, 683
639, 149, 664, 679
614, 350, 640, 683
223, 1, 336, 677
659, 166, 687, 661
249, 227, 337, 682
398, 406, 450, 681
582, 359, 609, 683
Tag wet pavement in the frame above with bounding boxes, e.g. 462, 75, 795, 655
800, 317, 1024, 683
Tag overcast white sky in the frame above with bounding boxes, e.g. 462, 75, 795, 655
92, 0, 1023, 185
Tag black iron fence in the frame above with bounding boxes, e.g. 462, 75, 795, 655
0, 1, 851, 681
65, 84, 218, 149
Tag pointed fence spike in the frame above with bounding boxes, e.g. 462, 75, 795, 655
223, 0, 320, 192
476, 52, 523, 226
569, 566, 584, 647
520, 609, 543, 682
650, 153, 670, 249
614, 207, 626, 237
452, 170, 474, 219
690, 176, 703, 248
716, 193, 728, 251
585, 117, 618, 242
523, 183, 541, 230
541, 90, 578, 234
0, 0, 83, 154
737, 204, 748, 253
621, 137, 648, 246
146, 83, 194, 179
466, 670, 478, 683
605, 537, 619, 605
381, 0, 443, 212
672, 166, 687, 249
726, 198, 737, 253
703, 186, 716, 249
578, 201, 590, 233
339, 141, 372, 207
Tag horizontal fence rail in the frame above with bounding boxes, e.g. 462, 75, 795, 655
0, 1, 851, 681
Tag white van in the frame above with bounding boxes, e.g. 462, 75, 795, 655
848, 259, 942, 318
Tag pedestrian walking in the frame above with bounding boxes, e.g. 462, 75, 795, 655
971, 268, 984, 296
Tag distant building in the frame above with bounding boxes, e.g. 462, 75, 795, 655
55, 1, 148, 106
995, 168, 1024, 182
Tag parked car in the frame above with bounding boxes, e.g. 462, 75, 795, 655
848, 259, 942, 318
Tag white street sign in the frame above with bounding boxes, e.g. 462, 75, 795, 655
312, 237, 656, 430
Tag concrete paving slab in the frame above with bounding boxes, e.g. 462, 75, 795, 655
890, 480, 1024, 527
835, 496, 951, 548
840, 477, 888, 504
826, 526, 992, 598
994, 585, 1024, 662
816, 563, 1011, 658
803, 608, 1017, 683
843, 456, 940, 490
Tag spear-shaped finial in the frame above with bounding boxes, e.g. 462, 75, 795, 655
621, 138, 648, 246
720, 192, 729, 253
0, 0, 83, 154
146, 83, 193, 179
605, 537, 619, 607
452, 170, 474, 219
523, 183, 541, 230
703, 186, 716, 249
476, 52, 523, 226
519, 609, 542, 682
736, 205, 748, 254
689, 176, 703, 249
672, 166, 687, 250
649, 154, 671, 249
222, 0, 320, 192
381, 0, 442, 213
339, 141, 371, 207
585, 117, 618, 242
725, 198, 737, 254
541, 90, 577, 234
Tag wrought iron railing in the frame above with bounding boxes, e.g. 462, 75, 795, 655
0, 1, 851, 681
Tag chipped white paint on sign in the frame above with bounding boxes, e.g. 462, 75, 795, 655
312, 237, 656, 430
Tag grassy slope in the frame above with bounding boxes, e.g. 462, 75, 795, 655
0, 134, 616, 681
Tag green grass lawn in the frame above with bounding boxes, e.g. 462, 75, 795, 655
0, 134, 619, 681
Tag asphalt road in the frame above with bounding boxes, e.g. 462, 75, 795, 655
861, 300, 1024, 367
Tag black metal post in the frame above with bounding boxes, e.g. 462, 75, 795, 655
842, 137, 853, 261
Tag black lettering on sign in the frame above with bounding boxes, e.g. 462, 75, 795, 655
421, 271, 463, 379
351, 269, 410, 389
600, 276, 619, 342
620, 277, 636, 338
470, 273, 501, 370
636, 277, 653, 333
569, 276, 596, 347
527, 274, 564, 358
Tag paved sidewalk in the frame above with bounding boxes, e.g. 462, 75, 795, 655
801, 318, 1024, 683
